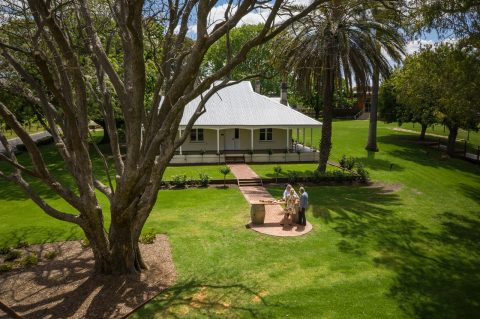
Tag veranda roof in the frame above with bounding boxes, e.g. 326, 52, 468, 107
179, 81, 322, 129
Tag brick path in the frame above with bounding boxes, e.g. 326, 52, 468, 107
228, 164, 313, 237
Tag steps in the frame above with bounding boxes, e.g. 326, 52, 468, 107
225, 154, 245, 163
237, 178, 263, 187
357, 112, 370, 120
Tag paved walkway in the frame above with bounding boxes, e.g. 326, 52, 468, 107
228, 163, 313, 237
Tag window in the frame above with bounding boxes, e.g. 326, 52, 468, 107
190, 128, 204, 142
259, 128, 272, 141
234, 128, 240, 139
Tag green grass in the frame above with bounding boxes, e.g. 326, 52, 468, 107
395, 122, 480, 146
1, 125, 45, 139
1, 120, 480, 318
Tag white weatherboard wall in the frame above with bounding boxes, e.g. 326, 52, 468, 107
178, 128, 292, 152
169, 152, 319, 164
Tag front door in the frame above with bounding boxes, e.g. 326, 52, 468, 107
225, 128, 240, 151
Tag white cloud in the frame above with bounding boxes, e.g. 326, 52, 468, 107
405, 38, 458, 55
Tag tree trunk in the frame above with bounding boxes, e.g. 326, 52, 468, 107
419, 123, 427, 141
447, 126, 458, 156
96, 119, 110, 144
365, 65, 379, 152
318, 41, 335, 173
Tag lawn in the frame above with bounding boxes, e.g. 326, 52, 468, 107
163, 165, 234, 181
1, 120, 479, 318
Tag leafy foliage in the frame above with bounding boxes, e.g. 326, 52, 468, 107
339, 155, 356, 170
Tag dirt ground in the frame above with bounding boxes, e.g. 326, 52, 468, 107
0, 235, 176, 319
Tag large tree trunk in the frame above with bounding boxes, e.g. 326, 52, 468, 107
446, 126, 458, 156
318, 39, 336, 172
365, 65, 379, 152
419, 123, 428, 141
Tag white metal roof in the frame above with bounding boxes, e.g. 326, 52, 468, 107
179, 81, 322, 129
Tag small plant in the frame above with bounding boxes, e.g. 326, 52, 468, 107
268, 149, 273, 156
310, 170, 323, 183
139, 232, 156, 244
171, 174, 188, 188
198, 173, 210, 187
0, 247, 12, 255
220, 166, 231, 187
81, 238, 90, 247
20, 254, 38, 266
200, 149, 206, 155
45, 250, 59, 260
287, 171, 299, 184
0, 263, 13, 272
4, 250, 22, 262
15, 241, 28, 249
273, 166, 282, 183
355, 163, 370, 183
339, 155, 356, 170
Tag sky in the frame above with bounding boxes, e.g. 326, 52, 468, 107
189, 0, 453, 57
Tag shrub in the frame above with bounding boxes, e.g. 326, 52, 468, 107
171, 174, 188, 188
45, 251, 59, 260
21, 254, 38, 266
273, 166, 282, 183
287, 171, 300, 184
0, 263, 13, 272
355, 163, 370, 183
339, 155, 356, 170
198, 173, 210, 187
0, 247, 12, 255
310, 170, 323, 183
333, 170, 346, 181
4, 250, 22, 262
220, 166, 231, 187
139, 232, 156, 244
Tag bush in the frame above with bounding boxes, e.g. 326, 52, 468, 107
339, 155, 356, 170
0, 263, 13, 272
273, 166, 282, 183
287, 171, 300, 184
139, 232, 156, 244
0, 247, 12, 255
220, 166, 231, 187
4, 250, 22, 262
21, 254, 38, 266
171, 174, 188, 188
198, 173, 209, 187
355, 163, 370, 183
45, 251, 59, 260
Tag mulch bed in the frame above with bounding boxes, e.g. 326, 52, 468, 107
0, 235, 176, 319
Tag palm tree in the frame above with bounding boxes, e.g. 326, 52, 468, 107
279, 0, 404, 172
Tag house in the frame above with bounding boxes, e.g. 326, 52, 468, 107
171, 81, 322, 164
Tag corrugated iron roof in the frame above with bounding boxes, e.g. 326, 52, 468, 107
179, 81, 322, 128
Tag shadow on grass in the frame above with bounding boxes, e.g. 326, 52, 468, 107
0, 226, 82, 248
321, 184, 480, 318
458, 183, 480, 205
0, 143, 114, 202
133, 277, 271, 318
377, 134, 480, 174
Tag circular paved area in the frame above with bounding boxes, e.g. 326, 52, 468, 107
228, 164, 313, 237
248, 203, 313, 237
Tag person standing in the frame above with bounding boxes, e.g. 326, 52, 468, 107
298, 187, 308, 226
